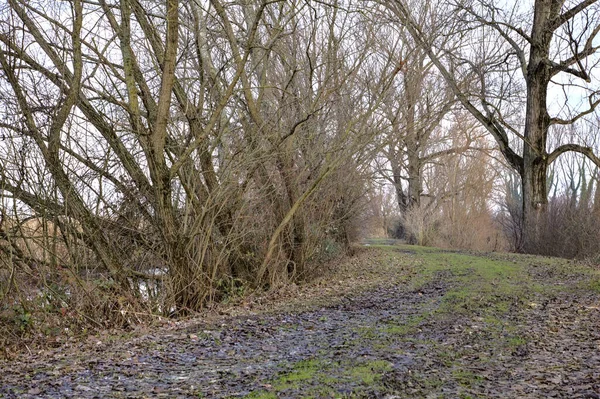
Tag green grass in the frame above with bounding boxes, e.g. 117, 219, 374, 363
405, 249, 530, 319
242, 357, 394, 398
452, 369, 484, 387
245, 391, 277, 399
273, 359, 325, 389
380, 314, 426, 336
241, 244, 600, 398
245, 358, 335, 397
346, 360, 393, 384
589, 279, 600, 292
506, 335, 526, 347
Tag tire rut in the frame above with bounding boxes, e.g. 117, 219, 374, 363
0, 278, 449, 398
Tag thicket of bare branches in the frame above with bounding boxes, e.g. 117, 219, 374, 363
0, 0, 396, 343
499, 149, 600, 258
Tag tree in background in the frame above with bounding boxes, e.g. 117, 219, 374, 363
497, 171, 524, 251
377, 20, 455, 213
398, 110, 503, 249
533, 123, 600, 258
424, 112, 503, 250
370, 7, 468, 240
381, 0, 600, 253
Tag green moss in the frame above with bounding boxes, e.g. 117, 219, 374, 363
452, 369, 483, 387
245, 391, 277, 399
273, 359, 326, 389
346, 360, 393, 384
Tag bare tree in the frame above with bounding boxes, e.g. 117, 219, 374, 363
367, 5, 501, 245
399, 110, 500, 248
380, 0, 600, 252
379, 30, 456, 212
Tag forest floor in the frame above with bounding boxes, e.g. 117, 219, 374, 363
1, 242, 600, 398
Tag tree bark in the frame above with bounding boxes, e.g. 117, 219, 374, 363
593, 171, 600, 217
521, 0, 553, 253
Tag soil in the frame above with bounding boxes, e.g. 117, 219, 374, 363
1, 245, 599, 398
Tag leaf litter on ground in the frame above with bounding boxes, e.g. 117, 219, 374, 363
1, 243, 600, 398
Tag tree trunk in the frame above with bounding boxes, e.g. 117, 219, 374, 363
404, 62, 423, 210
171, 241, 202, 315
521, 1, 551, 253
594, 171, 600, 217
407, 149, 422, 208
390, 155, 408, 213
521, 155, 548, 253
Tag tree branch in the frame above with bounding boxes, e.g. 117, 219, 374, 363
550, 0, 599, 31
460, 7, 528, 77
549, 91, 600, 125
548, 144, 600, 167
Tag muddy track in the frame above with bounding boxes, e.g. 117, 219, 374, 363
0, 278, 447, 398
1, 248, 599, 398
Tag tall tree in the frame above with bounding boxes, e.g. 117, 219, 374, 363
378, 26, 456, 215
381, 0, 600, 252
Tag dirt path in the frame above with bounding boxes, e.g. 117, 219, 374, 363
1, 246, 599, 398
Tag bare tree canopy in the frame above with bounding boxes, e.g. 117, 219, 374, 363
379, 0, 600, 251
